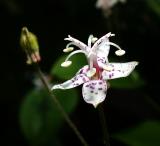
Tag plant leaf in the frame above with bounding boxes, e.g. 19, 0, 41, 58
113, 121, 160, 146
50, 54, 87, 80
109, 70, 145, 89
19, 88, 79, 145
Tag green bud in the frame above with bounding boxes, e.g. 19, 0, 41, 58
20, 27, 41, 64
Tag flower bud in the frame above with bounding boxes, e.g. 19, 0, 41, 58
20, 27, 41, 64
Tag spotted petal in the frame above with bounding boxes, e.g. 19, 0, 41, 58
102, 61, 138, 80
52, 73, 89, 90
82, 80, 107, 108
76, 65, 89, 75
92, 33, 112, 63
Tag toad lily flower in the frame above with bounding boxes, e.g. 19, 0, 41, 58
51, 33, 138, 108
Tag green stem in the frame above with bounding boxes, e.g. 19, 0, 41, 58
34, 64, 89, 146
24, 29, 89, 146
98, 104, 110, 146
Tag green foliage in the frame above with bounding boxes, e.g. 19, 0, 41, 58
50, 54, 87, 80
147, 0, 160, 16
19, 88, 79, 146
110, 70, 145, 89
113, 121, 160, 146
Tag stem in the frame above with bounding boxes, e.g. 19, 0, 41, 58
34, 63, 89, 146
98, 104, 110, 146
24, 29, 89, 146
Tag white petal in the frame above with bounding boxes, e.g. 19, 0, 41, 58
92, 33, 112, 62
82, 80, 107, 108
76, 65, 89, 75
97, 56, 108, 69
102, 61, 139, 80
96, 40, 110, 62
65, 35, 90, 52
51, 74, 89, 90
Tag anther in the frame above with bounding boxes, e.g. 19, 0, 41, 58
63, 47, 74, 53
115, 49, 125, 56
61, 61, 72, 67
86, 68, 96, 77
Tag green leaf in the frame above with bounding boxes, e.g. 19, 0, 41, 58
109, 70, 145, 89
113, 121, 160, 146
19, 88, 79, 145
50, 54, 87, 80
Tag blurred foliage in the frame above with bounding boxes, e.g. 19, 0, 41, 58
19, 87, 79, 145
15, 0, 160, 146
51, 54, 87, 80
110, 70, 145, 89
113, 121, 160, 146
147, 0, 160, 16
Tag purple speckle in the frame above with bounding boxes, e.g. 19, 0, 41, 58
90, 86, 95, 89
98, 88, 103, 90
109, 74, 112, 78
82, 78, 86, 82
99, 82, 103, 85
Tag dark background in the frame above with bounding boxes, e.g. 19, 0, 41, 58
0, 0, 160, 146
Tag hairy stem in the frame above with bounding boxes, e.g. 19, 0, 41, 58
34, 63, 89, 146
98, 104, 110, 146
24, 29, 89, 146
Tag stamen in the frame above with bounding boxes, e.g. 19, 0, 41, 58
63, 47, 74, 53
61, 61, 72, 67
88, 35, 98, 48
105, 42, 126, 56
86, 68, 96, 77
115, 49, 125, 56
65, 50, 88, 62
64, 35, 89, 52
106, 32, 115, 37
66, 42, 74, 49
88, 35, 93, 48
91, 37, 98, 43
106, 42, 122, 50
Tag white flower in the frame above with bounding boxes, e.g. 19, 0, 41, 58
51, 33, 138, 108
96, 0, 126, 16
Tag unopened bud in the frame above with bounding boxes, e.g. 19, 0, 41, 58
20, 27, 41, 64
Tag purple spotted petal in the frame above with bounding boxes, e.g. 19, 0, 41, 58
76, 65, 89, 75
102, 61, 138, 80
97, 57, 108, 69
92, 34, 110, 63
51, 74, 89, 90
82, 80, 107, 108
